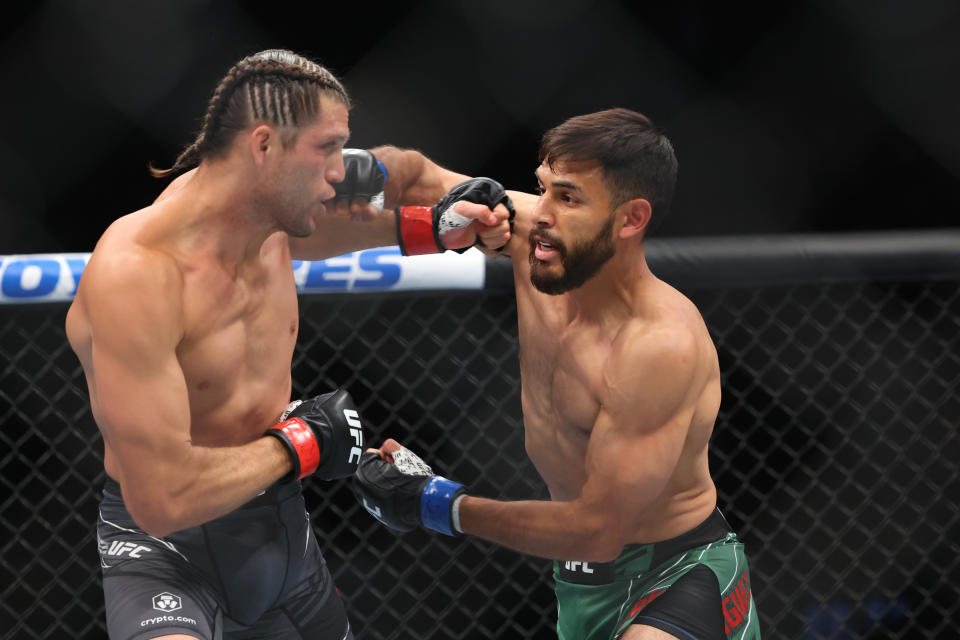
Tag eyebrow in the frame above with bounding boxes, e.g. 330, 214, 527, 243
552, 180, 584, 193
321, 133, 350, 146
535, 171, 584, 193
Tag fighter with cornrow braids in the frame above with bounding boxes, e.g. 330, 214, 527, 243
66, 49, 509, 640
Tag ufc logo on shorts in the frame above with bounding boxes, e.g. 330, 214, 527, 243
105, 541, 151, 558
564, 561, 595, 574
152, 592, 182, 612
344, 409, 363, 463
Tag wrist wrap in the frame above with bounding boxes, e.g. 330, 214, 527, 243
420, 475, 466, 536
266, 418, 320, 481
396, 206, 440, 255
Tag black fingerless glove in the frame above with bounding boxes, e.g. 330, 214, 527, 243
396, 177, 515, 255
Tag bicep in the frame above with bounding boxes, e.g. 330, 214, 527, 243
370, 146, 471, 208
580, 408, 688, 523
580, 333, 701, 522
543, 406, 692, 559
84, 258, 191, 487
91, 325, 191, 469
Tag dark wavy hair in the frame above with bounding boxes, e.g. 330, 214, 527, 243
539, 108, 678, 230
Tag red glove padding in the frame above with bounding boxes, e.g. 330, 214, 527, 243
265, 388, 365, 481
396, 177, 515, 255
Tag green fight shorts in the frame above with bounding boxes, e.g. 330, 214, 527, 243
554, 508, 760, 640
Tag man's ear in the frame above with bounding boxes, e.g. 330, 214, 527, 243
248, 124, 275, 166
618, 198, 652, 239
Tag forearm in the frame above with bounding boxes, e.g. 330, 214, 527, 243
371, 145, 468, 208
293, 212, 397, 260
290, 146, 462, 261
458, 495, 624, 562
121, 435, 292, 537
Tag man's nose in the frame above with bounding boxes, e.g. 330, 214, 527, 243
532, 199, 555, 227
327, 155, 346, 184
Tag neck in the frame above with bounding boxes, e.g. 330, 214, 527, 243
168, 158, 281, 266
566, 241, 651, 324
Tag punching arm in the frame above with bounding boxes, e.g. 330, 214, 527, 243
289, 147, 513, 260
353, 323, 703, 561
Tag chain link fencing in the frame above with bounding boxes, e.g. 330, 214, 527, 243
2, 233, 959, 638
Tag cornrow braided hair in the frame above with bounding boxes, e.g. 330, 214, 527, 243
151, 49, 349, 178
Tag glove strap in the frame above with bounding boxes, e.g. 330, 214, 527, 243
265, 418, 320, 481
396, 206, 441, 256
421, 475, 465, 536
451, 494, 466, 534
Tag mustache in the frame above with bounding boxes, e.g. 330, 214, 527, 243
528, 229, 565, 253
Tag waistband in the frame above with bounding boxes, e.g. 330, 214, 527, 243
102, 476, 301, 511
556, 507, 733, 585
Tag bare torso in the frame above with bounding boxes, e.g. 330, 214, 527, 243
513, 253, 720, 545
66, 188, 299, 482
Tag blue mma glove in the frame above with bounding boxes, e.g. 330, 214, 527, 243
352, 445, 466, 536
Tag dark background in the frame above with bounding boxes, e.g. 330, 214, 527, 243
1, 0, 959, 255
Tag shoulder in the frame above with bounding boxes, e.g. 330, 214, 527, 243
86, 232, 180, 294
611, 315, 700, 372
81, 224, 184, 330
602, 313, 704, 415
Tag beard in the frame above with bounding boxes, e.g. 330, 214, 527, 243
529, 214, 617, 295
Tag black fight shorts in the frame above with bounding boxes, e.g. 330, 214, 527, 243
97, 478, 353, 640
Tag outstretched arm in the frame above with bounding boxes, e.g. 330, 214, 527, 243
371, 145, 537, 259
354, 324, 705, 561
288, 147, 519, 260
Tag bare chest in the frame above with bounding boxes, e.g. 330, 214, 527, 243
517, 310, 610, 498
176, 259, 299, 444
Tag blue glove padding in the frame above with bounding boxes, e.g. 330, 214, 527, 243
420, 476, 465, 535
352, 445, 466, 536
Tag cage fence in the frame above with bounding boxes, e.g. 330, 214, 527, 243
1, 233, 958, 639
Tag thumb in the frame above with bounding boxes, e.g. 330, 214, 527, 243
380, 438, 403, 462
452, 201, 496, 224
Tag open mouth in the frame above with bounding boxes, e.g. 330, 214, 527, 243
532, 236, 561, 261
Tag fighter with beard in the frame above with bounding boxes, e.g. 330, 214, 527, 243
353, 109, 761, 640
